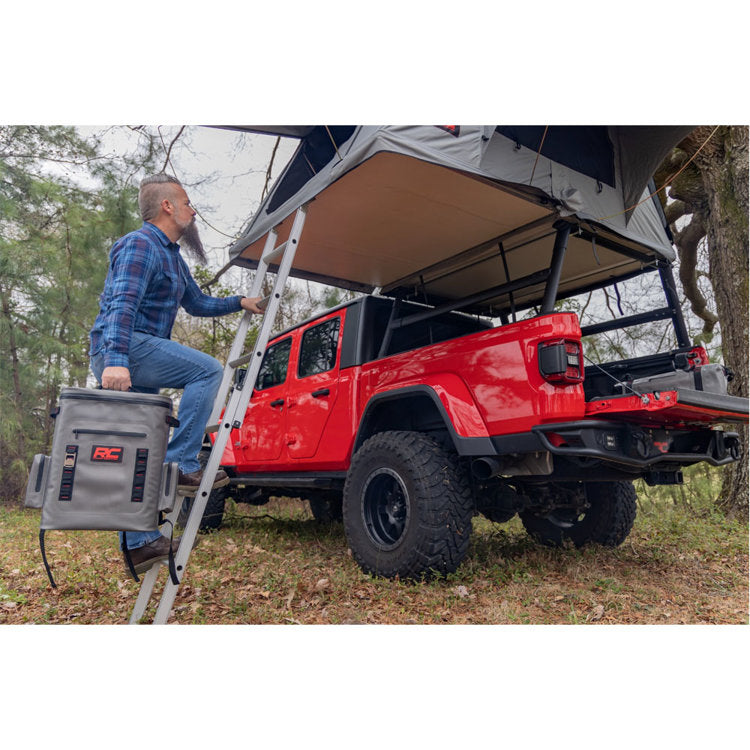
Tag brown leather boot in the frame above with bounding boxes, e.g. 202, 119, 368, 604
177, 469, 230, 496
124, 535, 179, 575
122, 534, 199, 576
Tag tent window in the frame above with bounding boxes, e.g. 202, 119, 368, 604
496, 126, 616, 188
267, 126, 356, 212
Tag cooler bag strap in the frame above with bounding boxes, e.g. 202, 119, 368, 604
39, 530, 56, 588
161, 519, 180, 586
121, 532, 141, 583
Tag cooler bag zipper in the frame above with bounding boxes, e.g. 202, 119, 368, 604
72, 428, 148, 438
60, 392, 171, 409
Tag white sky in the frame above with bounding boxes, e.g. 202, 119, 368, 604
78, 125, 298, 270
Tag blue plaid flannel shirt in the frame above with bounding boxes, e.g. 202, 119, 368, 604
90, 222, 242, 368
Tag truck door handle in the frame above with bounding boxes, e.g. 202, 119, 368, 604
311, 388, 330, 398
270, 399, 284, 407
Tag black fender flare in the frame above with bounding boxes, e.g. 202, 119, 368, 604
352, 385, 495, 457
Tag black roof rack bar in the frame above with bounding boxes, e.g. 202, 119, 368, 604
396, 262, 660, 321
380, 214, 556, 294
581, 307, 673, 338
657, 261, 691, 348
390, 268, 551, 330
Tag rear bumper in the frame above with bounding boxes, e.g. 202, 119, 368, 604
475, 420, 741, 473
529, 420, 741, 469
471, 420, 740, 484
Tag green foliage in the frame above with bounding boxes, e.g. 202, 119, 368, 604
0, 126, 158, 502
0, 126, 349, 504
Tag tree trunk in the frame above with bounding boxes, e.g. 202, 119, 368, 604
688, 127, 749, 519
0, 284, 28, 500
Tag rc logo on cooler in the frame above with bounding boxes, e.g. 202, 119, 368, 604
91, 445, 124, 462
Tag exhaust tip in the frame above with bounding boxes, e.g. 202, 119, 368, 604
472, 457, 502, 481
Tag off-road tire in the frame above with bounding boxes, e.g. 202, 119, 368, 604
178, 487, 227, 532
308, 492, 344, 523
177, 450, 228, 532
343, 430, 474, 580
520, 480, 637, 548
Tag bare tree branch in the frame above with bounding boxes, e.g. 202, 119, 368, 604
261, 137, 281, 202
159, 125, 186, 173
673, 213, 719, 338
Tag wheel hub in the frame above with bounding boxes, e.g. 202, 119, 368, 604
361, 468, 410, 549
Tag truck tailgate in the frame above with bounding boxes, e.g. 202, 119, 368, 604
585, 389, 749, 427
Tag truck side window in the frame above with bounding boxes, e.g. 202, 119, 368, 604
387, 312, 489, 356
298, 317, 341, 378
256, 337, 292, 390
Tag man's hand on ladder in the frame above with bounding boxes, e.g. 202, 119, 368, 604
241, 297, 266, 315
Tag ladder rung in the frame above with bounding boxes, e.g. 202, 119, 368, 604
261, 240, 288, 265
228, 352, 257, 369
205, 424, 219, 433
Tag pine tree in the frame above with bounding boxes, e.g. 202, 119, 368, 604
0, 126, 151, 502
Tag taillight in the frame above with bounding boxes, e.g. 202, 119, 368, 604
538, 340, 584, 384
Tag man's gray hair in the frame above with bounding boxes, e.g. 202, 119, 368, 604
138, 173, 183, 222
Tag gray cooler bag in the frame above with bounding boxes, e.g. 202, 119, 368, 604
25, 387, 180, 585
630, 363, 729, 396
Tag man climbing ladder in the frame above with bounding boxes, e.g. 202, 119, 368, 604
89, 173, 264, 576
125, 196, 307, 624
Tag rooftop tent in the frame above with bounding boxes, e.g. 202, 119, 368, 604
226, 125, 693, 315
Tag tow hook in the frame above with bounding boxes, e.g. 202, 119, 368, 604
729, 438, 741, 461
632, 431, 651, 459
715, 432, 740, 462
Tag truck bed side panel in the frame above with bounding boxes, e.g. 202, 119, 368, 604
360, 313, 586, 437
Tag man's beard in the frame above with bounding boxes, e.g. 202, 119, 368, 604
178, 219, 208, 265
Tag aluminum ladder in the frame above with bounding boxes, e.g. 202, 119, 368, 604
128, 205, 308, 624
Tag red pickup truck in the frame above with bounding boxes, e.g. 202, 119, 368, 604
202, 288, 746, 580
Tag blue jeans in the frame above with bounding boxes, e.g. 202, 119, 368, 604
91, 332, 224, 549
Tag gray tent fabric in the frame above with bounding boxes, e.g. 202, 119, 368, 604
613, 126, 695, 216
226, 125, 691, 310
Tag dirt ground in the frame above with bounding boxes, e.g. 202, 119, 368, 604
1, 497, 747, 625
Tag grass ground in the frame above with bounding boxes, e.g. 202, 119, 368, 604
1, 473, 747, 625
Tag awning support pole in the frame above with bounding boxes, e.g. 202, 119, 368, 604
498, 242, 516, 323
540, 221, 571, 315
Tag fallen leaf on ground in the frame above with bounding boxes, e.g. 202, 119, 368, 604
588, 604, 605, 622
